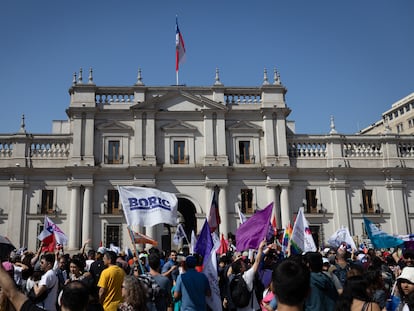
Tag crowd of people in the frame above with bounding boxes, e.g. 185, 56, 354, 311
1, 236, 414, 311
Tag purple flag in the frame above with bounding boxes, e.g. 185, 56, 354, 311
194, 219, 212, 259
236, 203, 273, 251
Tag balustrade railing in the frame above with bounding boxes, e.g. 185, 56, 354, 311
343, 141, 382, 157
31, 140, 70, 158
399, 142, 414, 157
95, 88, 134, 104
224, 89, 261, 104
0, 142, 13, 157
288, 140, 327, 158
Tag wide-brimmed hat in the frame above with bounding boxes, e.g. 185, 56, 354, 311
398, 267, 414, 284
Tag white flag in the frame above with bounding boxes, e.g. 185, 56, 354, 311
328, 226, 357, 250
118, 186, 178, 227
190, 230, 197, 254
290, 207, 317, 253
203, 232, 222, 311
173, 223, 188, 246
236, 203, 247, 224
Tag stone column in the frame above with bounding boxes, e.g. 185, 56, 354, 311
83, 115, 94, 164
280, 186, 290, 228
82, 186, 93, 244
145, 112, 155, 158
204, 113, 214, 156
145, 226, 156, 242
387, 180, 408, 233
263, 112, 275, 157
68, 186, 80, 250
330, 179, 351, 231
7, 179, 25, 247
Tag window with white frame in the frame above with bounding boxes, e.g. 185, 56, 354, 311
305, 189, 318, 213
238, 140, 253, 164
107, 140, 121, 164
173, 140, 188, 164
361, 189, 374, 214
97, 121, 132, 166
228, 120, 261, 166
162, 121, 196, 166
397, 123, 404, 133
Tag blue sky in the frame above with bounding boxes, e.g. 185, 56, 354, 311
1, 1, 413, 134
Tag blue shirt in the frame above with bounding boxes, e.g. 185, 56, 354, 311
174, 269, 210, 311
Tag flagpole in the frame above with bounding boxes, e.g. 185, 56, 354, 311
176, 71, 179, 85
127, 226, 146, 274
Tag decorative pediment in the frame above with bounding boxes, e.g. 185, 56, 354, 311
227, 120, 262, 133
161, 120, 198, 133
131, 90, 225, 112
96, 120, 133, 132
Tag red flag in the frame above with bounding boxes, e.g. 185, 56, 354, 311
208, 187, 221, 233
217, 233, 228, 255
42, 233, 56, 252
175, 17, 186, 72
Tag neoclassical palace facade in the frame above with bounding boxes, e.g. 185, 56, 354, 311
1, 68, 414, 251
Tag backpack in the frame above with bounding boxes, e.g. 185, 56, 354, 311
229, 274, 252, 308
138, 273, 163, 303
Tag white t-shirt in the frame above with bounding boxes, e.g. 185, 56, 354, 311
37, 269, 58, 311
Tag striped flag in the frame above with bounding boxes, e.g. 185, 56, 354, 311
175, 17, 186, 72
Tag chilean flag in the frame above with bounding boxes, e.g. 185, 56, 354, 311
175, 17, 186, 72
37, 216, 68, 252
207, 187, 221, 233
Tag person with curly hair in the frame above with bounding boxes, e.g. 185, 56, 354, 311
118, 275, 147, 311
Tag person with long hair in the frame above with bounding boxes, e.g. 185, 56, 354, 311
336, 275, 381, 311
118, 275, 147, 311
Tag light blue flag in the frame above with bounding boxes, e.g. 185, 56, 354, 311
363, 217, 404, 249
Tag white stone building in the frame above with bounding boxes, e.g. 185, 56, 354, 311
1, 68, 414, 252
360, 92, 414, 135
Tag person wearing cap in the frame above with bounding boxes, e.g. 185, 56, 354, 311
173, 255, 211, 311
396, 266, 414, 311
90, 247, 106, 287
322, 257, 343, 295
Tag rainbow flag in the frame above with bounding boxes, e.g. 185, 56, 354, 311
281, 222, 292, 256
290, 207, 316, 254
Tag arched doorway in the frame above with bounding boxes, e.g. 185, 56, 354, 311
177, 198, 197, 242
